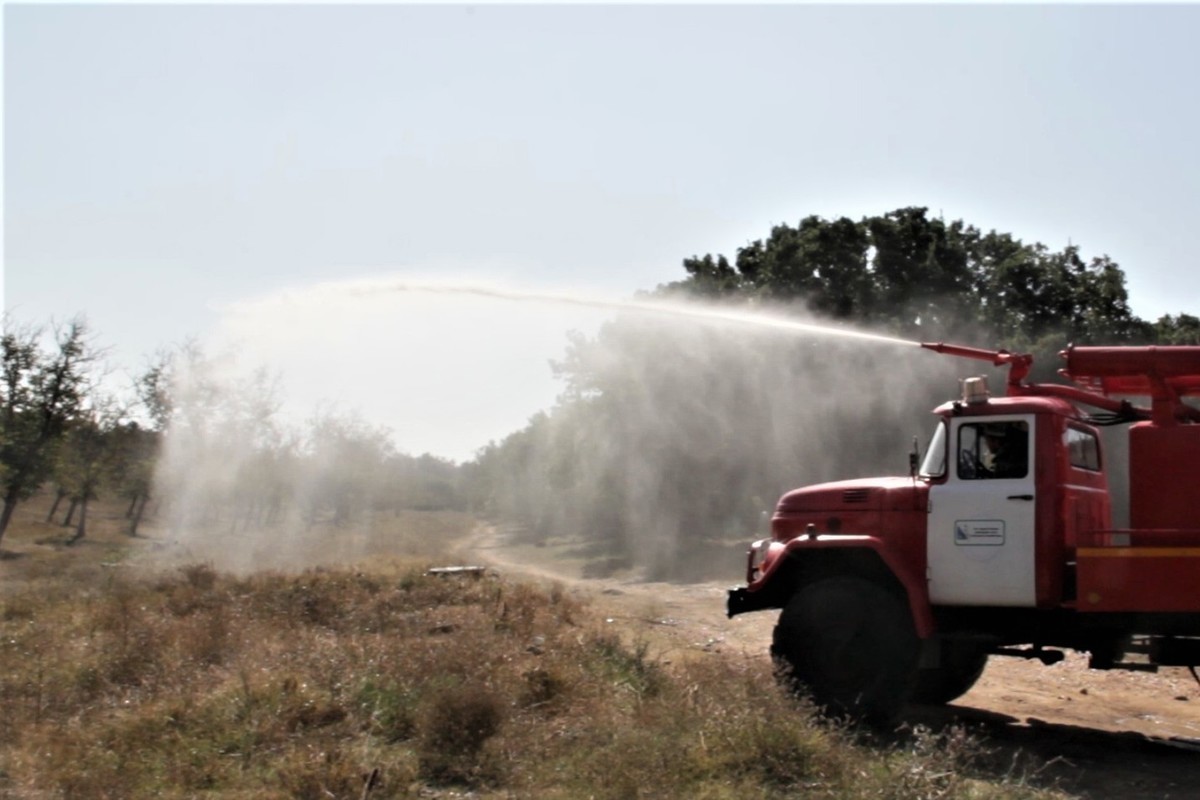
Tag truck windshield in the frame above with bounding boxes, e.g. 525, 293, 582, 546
919, 421, 947, 478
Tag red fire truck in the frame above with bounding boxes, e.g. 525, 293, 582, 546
727, 342, 1200, 723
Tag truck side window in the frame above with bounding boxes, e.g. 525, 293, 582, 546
1065, 426, 1101, 471
958, 421, 1029, 480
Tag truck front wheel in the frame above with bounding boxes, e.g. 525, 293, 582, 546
771, 576, 918, 725
911, 639, 988, 705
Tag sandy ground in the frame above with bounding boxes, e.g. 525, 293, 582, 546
469, 526, 1200, 800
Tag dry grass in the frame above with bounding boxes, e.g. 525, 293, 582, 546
0, 494, 1066, 799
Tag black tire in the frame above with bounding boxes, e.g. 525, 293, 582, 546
911, 639, 988, 705
771, 576, 918, 726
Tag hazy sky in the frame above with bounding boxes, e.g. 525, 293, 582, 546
6, 4, 1200, 460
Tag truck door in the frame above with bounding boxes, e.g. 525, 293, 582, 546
927, 415, 1037, 606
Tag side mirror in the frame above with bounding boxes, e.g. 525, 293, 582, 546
909, 436, 920, 478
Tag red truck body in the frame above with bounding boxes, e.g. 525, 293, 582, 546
727, 342, 1200, 723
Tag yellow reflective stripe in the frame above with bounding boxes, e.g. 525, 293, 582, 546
1078, 547, 1200, 558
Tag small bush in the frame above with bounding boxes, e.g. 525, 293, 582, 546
180, 562, 217, 590
356, 679, 418, 742
102, 617, 164, 688
177, 606, 231, 667
417, 683, 505, 785
274, 744, 363, 800
587, 632, 666, 699
0, 593, 36, 622
520, 667, 565, 708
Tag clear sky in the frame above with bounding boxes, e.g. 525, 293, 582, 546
6, 4, 1200, 460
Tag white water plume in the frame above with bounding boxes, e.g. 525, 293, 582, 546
205, 276, 921, 462
214, 277, 624, 461
152, 273, 965, 577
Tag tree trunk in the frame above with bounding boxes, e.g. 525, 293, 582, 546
128, 493, 148, 537
0, 489, 21, 550
62, 498, 79, 527
67, 496, 88, 545
47, 487, 67, 523
125, 493, 139, 519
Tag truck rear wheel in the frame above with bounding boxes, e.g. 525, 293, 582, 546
771, 576, 918, 726
911, 639, 988, 705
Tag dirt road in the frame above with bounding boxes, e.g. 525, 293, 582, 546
471, 527, 1200, 800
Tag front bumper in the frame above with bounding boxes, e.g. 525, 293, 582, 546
726, 586, 773, 618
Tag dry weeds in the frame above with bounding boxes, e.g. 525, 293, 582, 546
0, 495, 1066, 799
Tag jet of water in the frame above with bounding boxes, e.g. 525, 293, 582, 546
348, 280, 921, 348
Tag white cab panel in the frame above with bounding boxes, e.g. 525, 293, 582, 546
927, 414, 1037, 606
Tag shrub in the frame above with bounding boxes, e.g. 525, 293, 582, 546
416, 683, 505, 785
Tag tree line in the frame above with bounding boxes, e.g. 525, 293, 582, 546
468, 208, 1199, 578
7, 208, 1194, 568
0, 319, 466, 553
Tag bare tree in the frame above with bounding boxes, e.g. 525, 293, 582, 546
301, 409, 394, 527
112, 422, 158, 536
58, 395, 127, 544
154, 345, 289, 534
0, 318, 96, 549
108, 349, 179, 535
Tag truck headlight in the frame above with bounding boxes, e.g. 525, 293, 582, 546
748, 538, 772, 582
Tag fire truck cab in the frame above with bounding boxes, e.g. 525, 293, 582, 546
727, 342, 1200, 724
